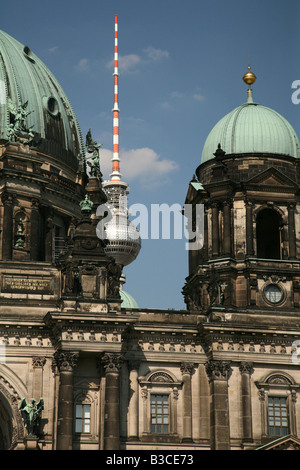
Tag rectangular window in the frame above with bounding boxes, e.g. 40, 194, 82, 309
150, 394, 169, 434
75, 404, 91, 434
268, 397, 289, 436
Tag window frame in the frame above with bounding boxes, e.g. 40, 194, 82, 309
267, 395, 289, 437
139, 370, 181, 440
150, 393, 170, 434
75, 403, 91, 434
256, 372, 299, 439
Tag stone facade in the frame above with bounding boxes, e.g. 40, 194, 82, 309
0, 30, 300, 451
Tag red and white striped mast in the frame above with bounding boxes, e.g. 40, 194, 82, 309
110, 14, 122, 181
103, 15, 129, 209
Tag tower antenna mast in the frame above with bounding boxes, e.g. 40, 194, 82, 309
111, 14, 121, 181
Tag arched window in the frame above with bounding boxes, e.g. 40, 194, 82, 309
256, 208, 281, 259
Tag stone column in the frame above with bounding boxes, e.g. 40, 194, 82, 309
211, 202, 219, 257
1, 192, 14, 260
199, 363, 210, 440
30, 198, 40, 261
128, 360, 139, 441
223, 200, 231, 256
258, 390, 267, 437
245, 200, 254, 256
180, 362, 194, 442
101, 352, 123, 450
205, 360, 231, 450
239, 362, 253, 443
288, 202, 296, 259
203, 204, 209, 261
54, 351, 79, 450
45, 210, 54, 263
32, 356, 46, 400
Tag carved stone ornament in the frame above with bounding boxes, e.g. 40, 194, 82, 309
180, 362, 195, 376
205, 360, 231, 382
32, 357, 46, 368
239, 362, 253, 375
149, 372, 175, 383
53, 351, 79, 372
101, 353, 124, 374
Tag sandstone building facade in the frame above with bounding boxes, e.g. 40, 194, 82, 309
0, 31, 300, 451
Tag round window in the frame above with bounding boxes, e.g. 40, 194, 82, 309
42, 96, 59, 117
264, 284, 283, 304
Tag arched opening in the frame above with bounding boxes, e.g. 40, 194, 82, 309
256, 208, 281, 259
0, 393, 14, 450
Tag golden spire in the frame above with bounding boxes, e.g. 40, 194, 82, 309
243, 64, 256, 103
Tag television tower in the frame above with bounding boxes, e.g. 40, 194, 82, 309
103, 15, 141, 269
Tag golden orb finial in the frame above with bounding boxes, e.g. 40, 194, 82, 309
243, 65, 256, 88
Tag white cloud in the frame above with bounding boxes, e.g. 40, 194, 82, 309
75, 58, 90, 72
118, 54, 141, 73
96, 147, 178, 188
143, 46, 170, 62
106, 54, 141, 74
160, 90, 206, 109
105, 46, 169, 74
193, 93, 205, 102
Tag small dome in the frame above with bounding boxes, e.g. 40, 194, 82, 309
0, 30, 85, 170
201, 92, 300, 164
120, 289, 139, 309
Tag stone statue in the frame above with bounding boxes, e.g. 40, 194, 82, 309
86, 128, 103, 180
15, 218, 25, 248
20, 397, 44, 437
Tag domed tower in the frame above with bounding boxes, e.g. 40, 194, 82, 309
0, 30, 86, 265
0, 30, 87, 312
102, 16, 141, 307
183, 67, 300, 321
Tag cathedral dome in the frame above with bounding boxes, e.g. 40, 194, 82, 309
201, 91, 300, 164
0, 30, 85, 170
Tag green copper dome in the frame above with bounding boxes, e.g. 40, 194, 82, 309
120, 289, 139, 309
0, 30, 85, 169
201, 91, 300, 164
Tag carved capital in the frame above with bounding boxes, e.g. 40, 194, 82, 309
239, 362, 253, 375
1, 191, 14, 206
32, 357, 46, 368
30, 198, 40, 210
180, 362, 194, 376
287, 201, 296, 210
100, 352, 124, 374
53, 350, 79, 372
205, 360, 231, 382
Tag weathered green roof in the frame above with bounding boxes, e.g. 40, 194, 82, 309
0, 30, 85, 169
201, 91, 300, 164
120, 289, 139, 309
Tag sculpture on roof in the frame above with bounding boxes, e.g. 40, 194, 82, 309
7, 98, 34, 145
86, 129, 103, 180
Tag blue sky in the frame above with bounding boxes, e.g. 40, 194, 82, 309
2, 0, 299, 309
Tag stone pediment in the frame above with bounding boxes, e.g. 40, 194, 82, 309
256, 434, 300, 450
245, 167, 298, 189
